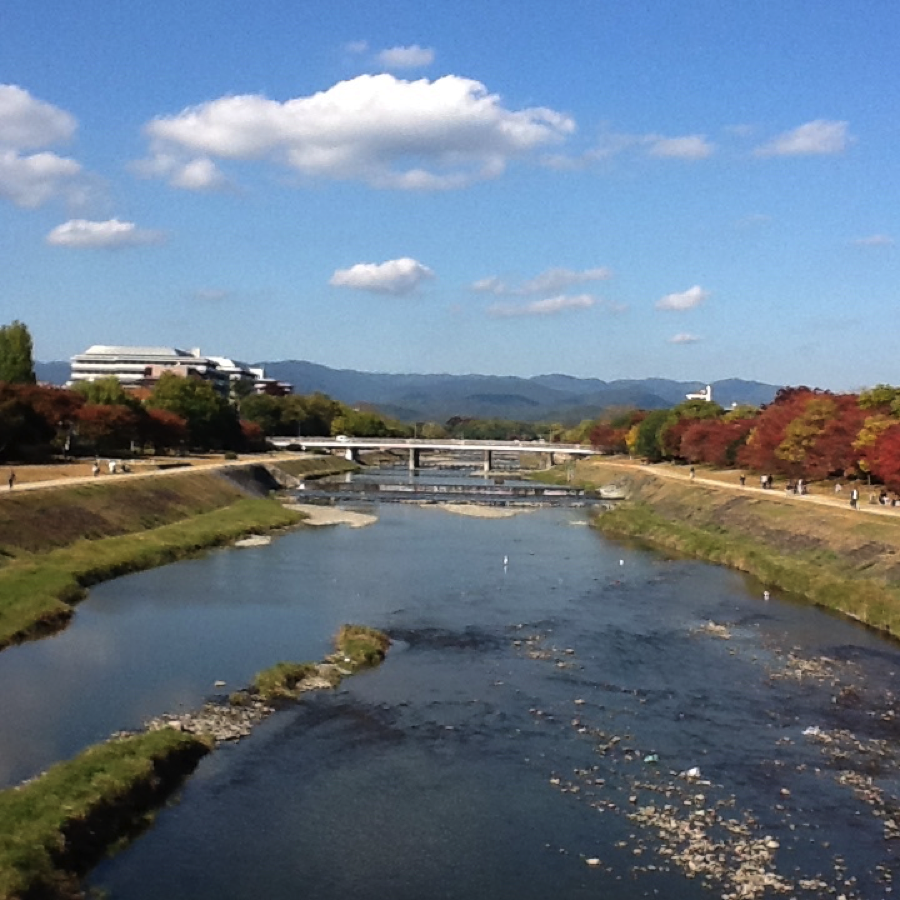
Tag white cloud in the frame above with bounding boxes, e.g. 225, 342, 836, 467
646, 134, 714, 160
472, 266, 611, 296
329, 257, 434, 294
0, 85, 88, 208
344, 40, 369, 55
46, 218, 165, 249
377, 44, 435, 69
488, 293, 596, 317
140, 74, 574, 191
656, 285, 709, 311
0, 149, 83, 209
851, 234, 893, 247
548, 130, 714, 169
0, 84, 76, 150
669, 332, 702, 344
755, 119, 852, 157
130, 152, 228, 191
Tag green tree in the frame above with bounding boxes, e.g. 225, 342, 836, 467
146, 373, 240, 449
633, 409, 671, 461
858, 384, 900, 411
240, 393, 286, 435
73, 376, 141, 410
0, 320, 36, 384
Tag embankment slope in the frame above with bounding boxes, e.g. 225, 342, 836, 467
0, 456, 353, 648
577, 460, 900, 639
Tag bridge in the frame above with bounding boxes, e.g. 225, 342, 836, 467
268, 436, 600, 472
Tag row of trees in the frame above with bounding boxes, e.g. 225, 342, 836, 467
586, 386, 900, 492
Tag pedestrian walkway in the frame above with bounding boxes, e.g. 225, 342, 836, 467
0, 454, 307, 497
581, 458, 900, 519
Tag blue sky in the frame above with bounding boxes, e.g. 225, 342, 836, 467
1, 2, 897, 389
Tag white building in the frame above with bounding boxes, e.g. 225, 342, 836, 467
685, 384, 713, 403
69, 345, 291, 396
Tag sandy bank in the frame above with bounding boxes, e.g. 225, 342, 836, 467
434, 503, 532, 519
284, 503, 378, 528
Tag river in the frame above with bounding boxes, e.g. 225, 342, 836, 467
1, 467, 897, 897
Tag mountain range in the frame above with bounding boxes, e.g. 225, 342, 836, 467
37, 358, 780, 424
258, 360, 780, 423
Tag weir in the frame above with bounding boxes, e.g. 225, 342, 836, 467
296, 480, 607, 507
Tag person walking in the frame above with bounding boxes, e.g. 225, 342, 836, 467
850, 487, 859, 510
7, 470, 14, 491
739, 474, 746, 487
689, 466, 695, 480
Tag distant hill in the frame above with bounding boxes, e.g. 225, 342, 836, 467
257, 360, 780, 423
34, 361, 72, 386
35, 358, 780, 423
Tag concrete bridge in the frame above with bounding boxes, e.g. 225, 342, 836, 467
268, 436, 600, 472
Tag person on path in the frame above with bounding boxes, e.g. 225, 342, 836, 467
850, 487, 859, 510
760, 474, 766, 490
92, 460, 100, 477
739, 474, 746, 487
7, 470, 14, 491
689, 466, 695, 480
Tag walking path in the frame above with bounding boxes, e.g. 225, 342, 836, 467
0, 453, 308, 496
581, 457, 900, 520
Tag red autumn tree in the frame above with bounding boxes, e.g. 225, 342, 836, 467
866, 424, 900, 492
239, 419, 266, 452
75, 404, 141, 454
680, 418, 755, 467
804, 393, 868, 479
588, 422, 628, 454
737, 387, 826, 475
140, 407, 188, 454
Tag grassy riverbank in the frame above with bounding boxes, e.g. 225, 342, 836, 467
0, 728, 211, 900
557, 459, 900, 639
0, 458, 354, 650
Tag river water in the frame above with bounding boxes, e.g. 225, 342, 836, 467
1, 467, 898, 897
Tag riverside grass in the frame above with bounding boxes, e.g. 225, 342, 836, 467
251, 625, 391, 701
0, 728, 211, 900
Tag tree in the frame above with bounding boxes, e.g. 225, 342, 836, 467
680, 418, 754, 467
0, 320, 36, 384
0, 382, 79, 460
145, 373, 240, 449
738, 388, 822, 475
240, 394, 286, 435
864, 424, 900, 491
858, 384, 900, 412
75, 404, 140, 454
633, 409, 671, 462
774, 396, 837, 475
73, 376, 141, 411
589, 422, 628, 454
141, 408, 188, 454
